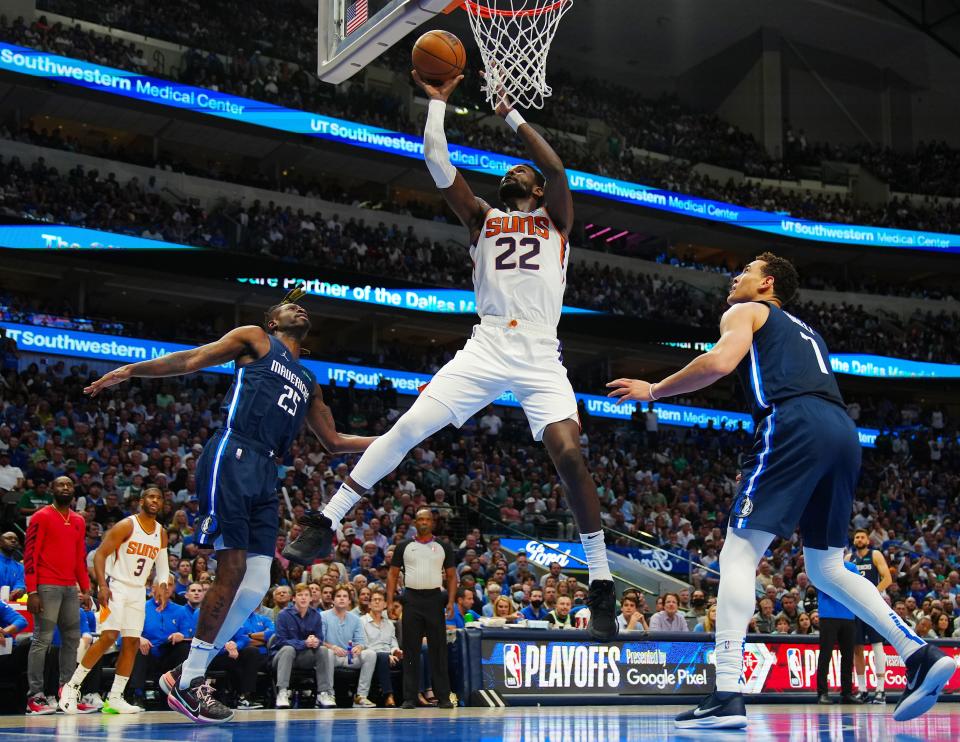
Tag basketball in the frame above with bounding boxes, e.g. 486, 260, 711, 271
412, 30, 466, 83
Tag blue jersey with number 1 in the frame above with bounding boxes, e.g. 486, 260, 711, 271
734, 301, 845, 422
221, 335, 315, 457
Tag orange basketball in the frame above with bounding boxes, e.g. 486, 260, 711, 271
412, 30, 466, 83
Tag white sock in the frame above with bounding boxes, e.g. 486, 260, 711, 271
179, 639, 218, 689
872, 643, 886, 692
803, 546, 924, 660
714, 528, 775, 693
857, 672, 867, 692
68, 663, 91, 688
110, 674, 129, 697
321, 483, 362, 526
579, 531, 613, 582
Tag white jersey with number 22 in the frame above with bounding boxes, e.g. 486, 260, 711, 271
470, 207, 569, 328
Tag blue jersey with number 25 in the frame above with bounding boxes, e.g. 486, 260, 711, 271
219, 334, 315, 457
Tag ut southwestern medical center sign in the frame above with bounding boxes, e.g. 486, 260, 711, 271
0, 322, 878, 447
1, 42, 957, 253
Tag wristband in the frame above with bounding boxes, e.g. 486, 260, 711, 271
505, 109, 526, 133
649, 383, 660, 401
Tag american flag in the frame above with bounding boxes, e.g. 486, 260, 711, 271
345, 0, 369, 35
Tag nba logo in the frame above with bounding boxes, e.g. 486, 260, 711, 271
503, 644, 523, 688
786, 648, 804, 689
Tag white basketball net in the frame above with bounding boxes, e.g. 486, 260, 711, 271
463, 0, 573, 111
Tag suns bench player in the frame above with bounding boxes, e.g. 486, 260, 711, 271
284, 71, 617, 640
59, 486, 168, 714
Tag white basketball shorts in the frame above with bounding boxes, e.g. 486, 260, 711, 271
98, 580, 147, 638
422, 316, 578, 441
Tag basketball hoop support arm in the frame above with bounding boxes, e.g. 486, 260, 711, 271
319, 0, 465, 84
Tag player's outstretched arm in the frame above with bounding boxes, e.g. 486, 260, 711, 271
485, 71, 573, 236
606, 303, 766, 403
305, 384, 377, 454
84, 325, 269, 397
412, 70, 490, 243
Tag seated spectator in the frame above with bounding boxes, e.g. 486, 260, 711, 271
796, 612, 816, 635
271, 584, 330, 709
0, 532, 26, 600
753, 597, 777, 633
776, 593, 802, 632
772, 616, 793, 635
129, 579, 190, 701
271, 585, 292, 621
492, 596, 520, 622
617, 594, 649, 632
649, 593, 689, 632
546, 595, 575, 629
519, 588, 549, 621
361, 590, 401, 707
450, 587, 480, 628
482, 583, 502, 617
178, 582, 204, 635
208, 610, 273, 709
539, 561, 568, 588
686, 589, 708, 619
320, 586, 377, 708
693, 604, 717, 633
173, 559, 193, 597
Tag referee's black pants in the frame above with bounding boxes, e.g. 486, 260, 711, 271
401, 588, 450, 702
817, 617, 856, 696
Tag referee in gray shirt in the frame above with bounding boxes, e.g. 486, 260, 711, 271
387, 508, 456, 709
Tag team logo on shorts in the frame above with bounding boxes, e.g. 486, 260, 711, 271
199, 515, 219, 536
737, 497, 754, 517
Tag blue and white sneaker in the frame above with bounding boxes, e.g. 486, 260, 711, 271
675, 691, 748, 729
893, 644, 956, 722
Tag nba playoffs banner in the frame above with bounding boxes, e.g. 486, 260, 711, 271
234, 277, 598, 316
1, 42, 958, 253
0, 224, 199, 250
742, 641, 960, 695
0, 321, 882, 446
484, 636, 715, 696
480, 633, 960, 698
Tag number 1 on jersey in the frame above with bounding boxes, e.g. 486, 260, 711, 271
800, 333, 829, 375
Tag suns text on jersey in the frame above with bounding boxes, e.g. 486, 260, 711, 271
484, 214, 550, 240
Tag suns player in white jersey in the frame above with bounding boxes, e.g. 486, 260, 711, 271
284, 71, 617, 640
59, 486, 169, 714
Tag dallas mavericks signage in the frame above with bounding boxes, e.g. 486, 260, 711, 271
830, 354, 960, 379
235, 277, 598, 315
0, 321, 879, 446
0, 224, 199, 250
1, 42, 957, 253
610, 545, 691, 576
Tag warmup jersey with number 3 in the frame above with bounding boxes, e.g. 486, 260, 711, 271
471, 207, 569, 328
729, 301, 859, 551
195, 334, 314, 556
106, 515, 162, 586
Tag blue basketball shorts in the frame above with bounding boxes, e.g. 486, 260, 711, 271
195, 428, 279, 556
729, 397, 862, 550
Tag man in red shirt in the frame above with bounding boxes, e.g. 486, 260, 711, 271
23, 476, 90, 715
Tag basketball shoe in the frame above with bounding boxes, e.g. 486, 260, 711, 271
282, 511, 335, 565
675, 691, 748, 729
893, 644, 956, 722
585, 580, 618, 641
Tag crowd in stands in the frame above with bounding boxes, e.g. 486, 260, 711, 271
6, 14, 960, 233
0, 353, 958, 708
2, 146, 959, 363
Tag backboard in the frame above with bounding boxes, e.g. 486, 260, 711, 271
319, 0, 464, 84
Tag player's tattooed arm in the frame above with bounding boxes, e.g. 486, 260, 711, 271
306, 385, 377, 454
84, 326, 269, 396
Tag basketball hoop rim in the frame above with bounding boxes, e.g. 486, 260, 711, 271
461, 0, 571, 19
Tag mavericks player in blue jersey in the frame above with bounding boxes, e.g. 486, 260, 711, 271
607, 253, 954, 729
84, 290, 375, 722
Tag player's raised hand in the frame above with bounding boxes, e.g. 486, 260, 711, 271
84, 364, 134, 397
480, 68, 513, 117
606, 378, 655, 405
411, 69, 464, 102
